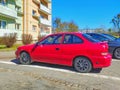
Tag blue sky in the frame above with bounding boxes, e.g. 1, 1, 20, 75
52, 0, 120, 29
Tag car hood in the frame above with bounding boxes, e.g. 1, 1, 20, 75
18, 44, 35, 50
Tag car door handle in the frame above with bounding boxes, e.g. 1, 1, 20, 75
56, 48, 60, 50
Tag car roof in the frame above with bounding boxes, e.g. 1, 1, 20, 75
49, 32, 82, 36
87, 33, 101, 34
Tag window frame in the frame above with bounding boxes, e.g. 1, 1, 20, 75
15, 23, 21, 30
0, 20, 7, 29
39, 34, 63, 45
32, 25, 37, 32
63, 34, 83, 44
0, 0, 7, 6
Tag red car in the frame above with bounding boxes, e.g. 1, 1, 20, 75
15, 32, 112, 73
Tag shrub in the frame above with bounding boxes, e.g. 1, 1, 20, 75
22, 34, 33, 45
2, 33, 17, 48
38, 35, 45, 41
0, 37, 3, 45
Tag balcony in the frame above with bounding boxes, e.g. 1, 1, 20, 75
16, 0, 22, 7
0, 4, 17, 19
33, 0, 40, 5
40, 4, 51, 15
32, 14, 39, 20
44, 0, 51, 3
40, 18, 51, 26
17, 9, 23, 15
0, 29, 22, 40
40, 32, 49, 36
16, 17, 22, 24
0, 29, 18, 36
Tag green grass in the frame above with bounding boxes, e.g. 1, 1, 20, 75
0, 44, 23, 51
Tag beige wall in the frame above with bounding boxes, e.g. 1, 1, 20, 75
23, 0, 52, 40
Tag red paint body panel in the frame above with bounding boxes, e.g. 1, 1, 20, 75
15, 32, 112, 69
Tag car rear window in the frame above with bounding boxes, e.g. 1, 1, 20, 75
82, 33, 100, 42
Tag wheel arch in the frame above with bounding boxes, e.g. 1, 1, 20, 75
113, 47, 120, 53
20, 50, 30, 55
72, 55, 93, 67
113, 47, 120, 58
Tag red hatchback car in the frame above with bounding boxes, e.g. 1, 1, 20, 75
16, 32, 112, 73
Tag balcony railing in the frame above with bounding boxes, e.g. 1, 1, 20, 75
40, 32, 49, 36
16, 17, 22, 24
33, 0, 40, 5
40, 18, 51, 26
32, 14, 39, 20
17, 9, 23, 15
44, 0, 51, 3
0, 4, 17, 18
0, 29, 22, 40
0, 29, 18, 36
16, 0, 22, 7
40, 4, 51, 15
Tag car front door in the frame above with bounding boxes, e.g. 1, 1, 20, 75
31, 34, 63, 64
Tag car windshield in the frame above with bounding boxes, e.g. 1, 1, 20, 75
102, 34, 117, 41
82, 33, 100, 42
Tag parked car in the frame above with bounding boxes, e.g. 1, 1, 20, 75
87, 33, 120, 59
102, 33, 120, 41
15, 32, 111, 73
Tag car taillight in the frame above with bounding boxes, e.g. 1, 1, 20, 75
99, 42, 108, 52
101, 52, 108, 56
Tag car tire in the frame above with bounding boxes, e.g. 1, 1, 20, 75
74, 57, 92, 73
20, 52, 32, 65
114, 48, 120, 59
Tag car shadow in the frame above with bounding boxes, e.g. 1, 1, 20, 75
11, 59, 20, 64
11, 59, 101, 73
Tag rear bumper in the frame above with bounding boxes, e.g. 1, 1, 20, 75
92, 54, 112, 69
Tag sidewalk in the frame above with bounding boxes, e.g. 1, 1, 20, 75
0, 51, 15, 61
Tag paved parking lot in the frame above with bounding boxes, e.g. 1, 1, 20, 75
0, 51, 120, 90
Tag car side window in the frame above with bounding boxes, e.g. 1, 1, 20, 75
40, 35, 62, 45
64, 35, 72, 44
53, 35, 62, 44
64, 34, 83, 44
73, 35, 83, 43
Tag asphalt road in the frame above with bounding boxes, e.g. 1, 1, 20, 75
0, 58, 119, 90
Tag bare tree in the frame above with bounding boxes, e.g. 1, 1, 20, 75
111, 14, 120, 36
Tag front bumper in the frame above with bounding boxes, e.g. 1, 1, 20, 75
15, 50, 19, 59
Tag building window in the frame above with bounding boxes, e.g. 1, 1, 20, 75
41, 27, 44, 32
32, 25, 37, 31
15, 24, 20, 30
0, 0, 7, 6
0, 20, 7, 29
32, 10, 36, 16
40, 15, 44, 19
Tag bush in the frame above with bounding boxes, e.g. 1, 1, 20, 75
2, 33, 17, 48
38, 35, 45, 41
0, 37, 3, 45
22, 34, 33, 45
